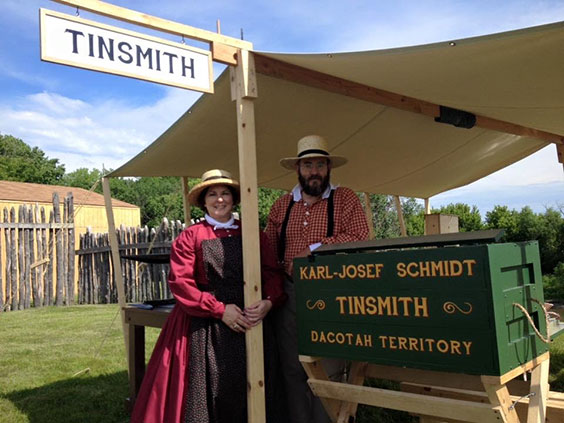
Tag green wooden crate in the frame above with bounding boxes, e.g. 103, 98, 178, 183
295, 240, 549, 376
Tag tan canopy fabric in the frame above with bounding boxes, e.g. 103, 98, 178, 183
110, 21, 564, 199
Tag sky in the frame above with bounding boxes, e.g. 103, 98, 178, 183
1, 0, 563, 217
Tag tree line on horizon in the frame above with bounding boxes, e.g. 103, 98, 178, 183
2, 133, 563, 298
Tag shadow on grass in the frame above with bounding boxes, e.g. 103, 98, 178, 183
3, 371, 130, 423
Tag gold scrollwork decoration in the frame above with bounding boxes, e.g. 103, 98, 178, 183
443, 301, 473, 315
306, 299, 326, 311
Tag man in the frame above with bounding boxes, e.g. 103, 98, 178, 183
265, 134, 369, 423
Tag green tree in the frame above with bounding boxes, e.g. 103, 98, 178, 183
485, 205, 518, 238
402, 197, 425, 236
62, 168, 104, 191
487, 206, 564, 274
258, 187, 287, 229
432, 203, 483, 232
0, 134, 65, 184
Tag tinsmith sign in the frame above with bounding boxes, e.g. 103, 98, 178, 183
40, 9, 213, 93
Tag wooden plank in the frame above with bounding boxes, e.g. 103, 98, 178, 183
62, 197, 69, 304
481, 380, 520, 423
366, 364, 486, 392
54, 193, 64, 306
401, 383, 564, 423
18, 206, 25, 310
212, 42, 238, 65
67, 194, 75, 305
301, 360, 341, 421
527, 357, 550, 423
9, 208, 17, 310
0, 210, 3, 311
336, 361, 367, 423
102, 177, 130, 362
52, 0, 252, 50
0, 223, 73, 229
47, 210, 54, 306
394, 195, 407, 237
253, 54, 564, 146
34, 206, 44, 307
314, 228, 504, 255
28, 207, 39, 307
231, 48, 265, 423
40, 207, 48, 306
309, 379, 504, 423
482, 352, 550, 386
2, 208, 8, 311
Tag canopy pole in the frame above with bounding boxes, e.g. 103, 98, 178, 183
558, 143, 564, 171
425, 198, 431, 214
362, 192, 375, 239
394, 195, 407, 237
101, 177, 129, 364
181, 177, 191, 225
230, 49, 265, 423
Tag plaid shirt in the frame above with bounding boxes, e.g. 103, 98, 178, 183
265, 185, 369, 274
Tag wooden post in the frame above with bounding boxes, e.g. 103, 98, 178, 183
230, 48, 265, 423
53, 194, 64, 306
181, 176, 191, 225
424, 198, 431, 235
394, 195, 407, 237
102, 177, 129, 360
527, 357, 550, 423
557, 142, 563, 169
362, 192, 375, 240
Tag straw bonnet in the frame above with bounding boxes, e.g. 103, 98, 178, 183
279, 135, 347, 170
188, 169, 240, 206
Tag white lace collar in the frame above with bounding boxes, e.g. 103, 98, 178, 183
204, 214, 239, 230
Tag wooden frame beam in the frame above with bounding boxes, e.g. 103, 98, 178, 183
254, 54, 564, 146
51, 0, 252, 51
230, 49, 265, 422
101, 177, 129, 363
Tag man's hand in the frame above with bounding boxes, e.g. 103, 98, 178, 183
244, 299, 273, 326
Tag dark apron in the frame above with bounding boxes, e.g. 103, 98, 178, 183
184, 236, 247, 423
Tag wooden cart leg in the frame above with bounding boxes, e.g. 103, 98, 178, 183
336, 361, 367, 423
481, 379, 520, 423
527, 357, 550, 423
301, 356, 341, 422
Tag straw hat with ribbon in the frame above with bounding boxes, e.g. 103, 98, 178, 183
188, 169, 240, 207
279, 135, 347, 170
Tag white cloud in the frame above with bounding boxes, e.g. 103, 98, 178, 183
0, 87, 200, 172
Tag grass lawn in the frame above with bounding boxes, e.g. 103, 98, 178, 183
1, 305, 563, 422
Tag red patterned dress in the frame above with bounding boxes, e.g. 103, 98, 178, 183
130, 220, 286, 423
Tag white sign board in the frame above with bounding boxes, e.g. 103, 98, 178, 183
40, 8, 213, 93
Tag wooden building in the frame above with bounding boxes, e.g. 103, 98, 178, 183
0, 180, 140, 308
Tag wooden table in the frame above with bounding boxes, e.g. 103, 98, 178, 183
123, 305, 171, 404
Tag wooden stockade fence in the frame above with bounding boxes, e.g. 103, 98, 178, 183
77, 218, 185, 305
0, 193, 75, 311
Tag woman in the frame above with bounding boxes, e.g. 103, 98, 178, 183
131, 169, 286, 423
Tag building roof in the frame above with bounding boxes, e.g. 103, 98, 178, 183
110, 21, 564, 199
0, 180, 138, 208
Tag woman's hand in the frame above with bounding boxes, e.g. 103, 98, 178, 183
244, 299, 273, 326
221, 303, 252, 333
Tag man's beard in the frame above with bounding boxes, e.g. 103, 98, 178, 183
299, 170, 330, 197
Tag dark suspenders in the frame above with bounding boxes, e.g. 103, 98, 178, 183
278, 189, 335, 263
